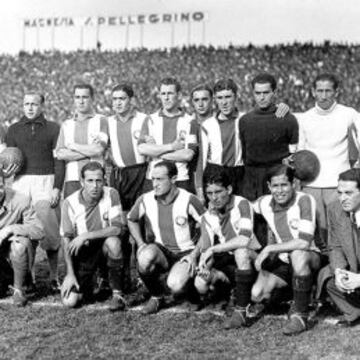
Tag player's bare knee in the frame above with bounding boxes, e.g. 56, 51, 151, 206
234, 248, 252, 269
290, 250, 311, 275
10, 239, 29, 260
194, 275, 209, 295
137, 245, 157, 273
251, 283, 264, 303
167, 274, 186, 295
104, 236, 122, 258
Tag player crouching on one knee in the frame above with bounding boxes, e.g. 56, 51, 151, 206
0, 168, 44, 306
60, 162, 127, 311
249, 164, 321, 335
127, 161, 205, 315
194, 170, 260, 326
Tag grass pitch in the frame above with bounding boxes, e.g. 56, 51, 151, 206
0, 253, 358, 360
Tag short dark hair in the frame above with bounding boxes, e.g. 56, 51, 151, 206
338, 168, 360, 190
81, 161, 105, 179
313, 73, 339, 91
112, 83, 134, 98
24, 92, 45, 104
190, 84, 213, 100
213, 79, 238, 95
154, 160, 178, 178
204, 169, 231, 189
160, 77, 181, 92
251, 73, 277, 91
267, 164, 295, 183
74, 84, 94, 98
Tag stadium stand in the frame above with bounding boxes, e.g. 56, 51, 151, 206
1, 41, 360, 126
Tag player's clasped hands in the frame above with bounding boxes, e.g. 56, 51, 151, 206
335, 268, 360, 293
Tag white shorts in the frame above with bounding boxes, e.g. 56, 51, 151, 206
12, 174, 55, 203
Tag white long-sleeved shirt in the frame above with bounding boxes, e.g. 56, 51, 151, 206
296, 102, 360, 188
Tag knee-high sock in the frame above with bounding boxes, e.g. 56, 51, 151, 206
107, 256, 124, 293
292, 274, 313, 316
140, 265, 167, 297
10, 251, 29, 291
235, 269, 257, 308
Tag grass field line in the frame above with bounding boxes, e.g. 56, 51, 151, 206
0, 297, 342, 324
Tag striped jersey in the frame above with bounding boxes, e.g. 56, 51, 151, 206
201, 110, 244, 168
61, 186, 123, 238
108, 110, 147, 168
56, 113, 109, 182
201, 195, 259, 250
253, 191, 318, 263
139, 109, 198, 181
128, 188, 205, 253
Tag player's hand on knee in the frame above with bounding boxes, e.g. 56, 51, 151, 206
180, 254, 197, 277
199, 248, 214, 270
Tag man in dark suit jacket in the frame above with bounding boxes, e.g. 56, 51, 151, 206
322, 168, 360, 326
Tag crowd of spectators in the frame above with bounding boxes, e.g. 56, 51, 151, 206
1, 41, 360, 125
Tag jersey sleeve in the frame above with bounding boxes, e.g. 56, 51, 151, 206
108, 188, 124, 228
294, 112, 305, 151
95, 116, 109, 148
186, 119, 199, 152
199, 215, 215, 250
237, 198, 253, 238
298, 194, 316, 242
287, 113, 299, 146
55, 122, 66, 151
188, 194, 206, 223
60, 199, 76, 238
137, 116, 152, 145
127, 194, 146, 222
5, 125, 16, 147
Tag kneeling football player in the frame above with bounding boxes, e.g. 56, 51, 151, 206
194, 170, 260, 327
61, 162, 127, 311
249, 164, 321, 335
127, 161, 205, 314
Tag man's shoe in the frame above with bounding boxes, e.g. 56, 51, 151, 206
336, 317, 360, 328
11, 288, 28, 307
224, 308, 249, 329
109, 292, 126, 312
282, 313, 308, 336
141, 296, 163, 315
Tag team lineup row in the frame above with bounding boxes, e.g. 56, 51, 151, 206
0, 72, 359, 337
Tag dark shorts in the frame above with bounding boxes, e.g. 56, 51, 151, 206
204, 163, 244, 196
212, 252, 237, 285
154, 243, 192, 268
242, 165, 280, 202
261, 255, 292, 285
110, 163, 147, 211
72, 240, 106, 297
